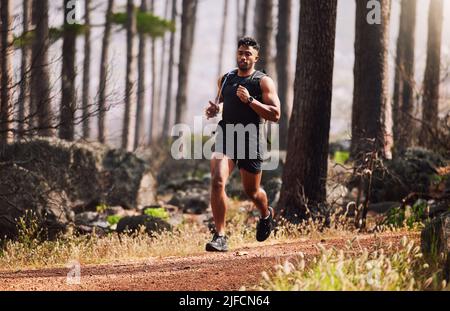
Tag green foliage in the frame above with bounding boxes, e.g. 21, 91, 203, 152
13, 31, 34, 49
385, 199, 428, 228
112, 10, 174, 37
106, 215, 122, 226
96, 203, 109, 214
144, 208, 170, 221
13, 24, 86, 49
334, 151, 350, 165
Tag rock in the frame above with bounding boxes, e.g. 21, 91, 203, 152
427, 200, 450, 218
264, 178, 282, 208
421, 212, 450, 281
369, 148, 446, 203
168, 188, 210, 214
0, 137, 157, 210
142, 204, 183, 226
116, 215, 172, 235
0, 164, 73, 240
162, 178, 207, 193
75, 212, 100, 226
226, 170, 246, 199
157, 158, 210, 191
326, 181, 349, 207
367, 202, 401, 215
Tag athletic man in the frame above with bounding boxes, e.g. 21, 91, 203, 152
204, 37, 281, 252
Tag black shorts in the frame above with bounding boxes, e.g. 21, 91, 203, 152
213, 120, 263, 174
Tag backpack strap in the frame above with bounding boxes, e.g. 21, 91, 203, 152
216, 69, 238, 104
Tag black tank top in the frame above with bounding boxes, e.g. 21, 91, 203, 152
221, 70, 267, 125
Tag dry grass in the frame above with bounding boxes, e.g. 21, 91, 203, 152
247, 236, 447, 291
0, 199, 420, 271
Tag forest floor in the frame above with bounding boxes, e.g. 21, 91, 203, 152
0, 231, 419, 291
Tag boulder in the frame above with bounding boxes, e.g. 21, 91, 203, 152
0, 164, 73, 240
167, 188, 210, 214
421, 212, 450, 281
369, 148, 446, 203
116, 215, 172, 235
0, 137, 157, 210
264, 178, 282, 208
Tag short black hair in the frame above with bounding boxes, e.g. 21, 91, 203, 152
238, 37, 260, 52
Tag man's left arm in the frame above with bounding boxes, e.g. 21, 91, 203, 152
237, 76, 281, 122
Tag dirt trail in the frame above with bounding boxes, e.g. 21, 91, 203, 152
0, 232, 418, 291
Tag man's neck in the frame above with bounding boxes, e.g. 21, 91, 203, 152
237, 68, 256, 77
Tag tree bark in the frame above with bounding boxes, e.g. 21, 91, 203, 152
420, 0, 443, 148
134, 0, 148, 150
162, 0, 178, 139
156, 0, 171, 142
253, 0, 274, 76
392, 0, 416, 155
175, 0, 198, 125
31, 0, 54, 137
0, 0, 13, 145
278, 0, 338, 222
17, 0, 32, 140
242, 0, 250, 36
122, 0, 137, 150
148, 0, 158, 144
60, 0, 78, 141
98, 0, 115, 144
351, 0, 392, 160
82, 0, 92, 140
218, 0, 229, 77
236, 0, 241, 40
276, 0, 292, 151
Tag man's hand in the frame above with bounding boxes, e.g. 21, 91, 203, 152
205, 101, 220, 120
236, 85, 251, 104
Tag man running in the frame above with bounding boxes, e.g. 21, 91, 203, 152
204, 37, 281, 252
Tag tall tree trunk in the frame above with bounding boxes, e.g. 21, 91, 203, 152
17, 0, 32, 140
162, 0, 177, 139
82, 0, 92, 140
60, 0, 78, 141
351, 0, 391, 160
149, 0, 159, 144
175, 0, 198, 125
156, 0, 171, 141
392, 0, 416, 155
31, 0, 54, 137
242, 0, 250, 36
236, 0, 241, 40
253, 0, 274, 76
122, 0, 137, 150
218, 0, 229, 77
278, 0, 338, 222
276, 0, 292, 151
134, 0, 148, 150
98, 0, 114, 144
0, 0, 13, 145
420, 0, 443, 148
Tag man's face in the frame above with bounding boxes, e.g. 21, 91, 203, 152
237, 45, 259, 71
